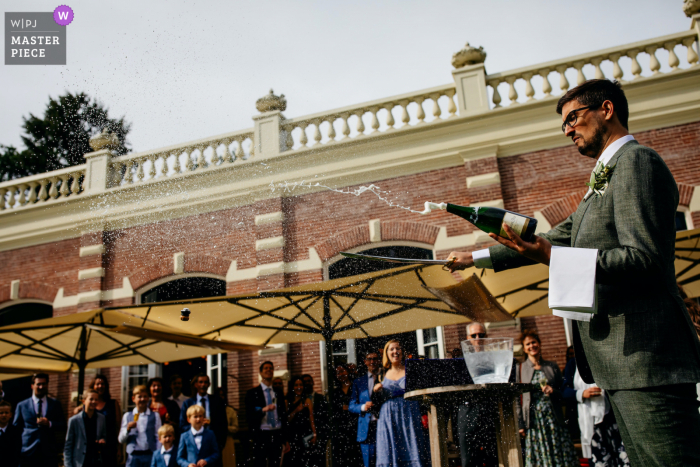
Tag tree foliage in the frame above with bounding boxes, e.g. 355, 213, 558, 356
0, 92, 131, 181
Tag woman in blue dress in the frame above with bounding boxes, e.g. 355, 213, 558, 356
374, 339, 430, 467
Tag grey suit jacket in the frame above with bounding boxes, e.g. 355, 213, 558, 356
516, 359, 565, 429
64, 412, 106, 467
490, 140, 700, 390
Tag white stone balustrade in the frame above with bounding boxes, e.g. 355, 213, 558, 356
0, 165, 86, 211
486, 30, 698, 108
280, 84, 458, 151
110, 130, 255, 186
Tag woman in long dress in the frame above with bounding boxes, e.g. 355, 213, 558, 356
374, 340, 430, 467
517, 330, 578, 467
283, 375, 316, 467
331, 364, 362, 467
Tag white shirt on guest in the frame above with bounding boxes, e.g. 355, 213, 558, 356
191, 426, 204, 450
361, 372, 378, 421
472, 135, 637, 269
31, 394, 51, 427
161, 446, 173, 465
196, 393, 210, 420
118, 407, 162, 451
259, 382, 280, 431
168, 393, 188, 409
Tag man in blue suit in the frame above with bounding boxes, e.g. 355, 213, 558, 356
179, 374, 227, 452
349, 351, 382, 467
13, 373, 66, 467
177, 405, 220, 467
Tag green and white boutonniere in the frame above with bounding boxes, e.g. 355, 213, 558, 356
584, 161, 616, 200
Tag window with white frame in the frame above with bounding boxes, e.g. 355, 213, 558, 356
417, 326, 445, 359
207, 353, 227, 393
121, 364, 157, 411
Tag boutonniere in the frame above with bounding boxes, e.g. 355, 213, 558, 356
585, 162, 616, 198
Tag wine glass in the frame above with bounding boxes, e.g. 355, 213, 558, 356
538, 376, 548, 396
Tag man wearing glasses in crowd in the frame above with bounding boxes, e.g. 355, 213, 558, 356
349, 351, 383, 467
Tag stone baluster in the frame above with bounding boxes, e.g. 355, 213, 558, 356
326, 118, 337, 141
0, 188, 6, 210
573, 61, 586, 85
235, 140, 245, 160
248, 136, 255, 157
147, 156, 156, 178
609, 54, 624, 80
645, 46, 661, 74
221, 144, 232, 164
6, 187, 16, 208
28, 181, 39, 203
446, 89, 457, 117
664, 41, 680, 71
399, 100, 410, 126
59, 175, 70, 197
385, 104, 395, 129
136, 157, 146, 180
415, 97, 426, 123
522, 73, 535, 101
489, 80, 502, 108
313, 121, 323, 144
591, 58, 605, 79
211, 147, 221, 166
299, 123, 309, 147
48, 177, 59, 199
682, 38, 698, 66
16, 184, 27, 205
71, 172, 81, 194
369, 107, 380, 133
123, 161, 134, 183
539, 70, 552, 97
38, 179, 49, 200
355, 111, 366, 134
505, 77, 518, 105
628, 49, 642, 78
556, 65, 570, 92
172, 154, 182, 173
340, 114, 351, 139
196, 148, 206, 169
185, 151, 195, 171
430, 94, 442, 119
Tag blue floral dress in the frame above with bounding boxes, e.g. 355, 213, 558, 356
525, 370, 579, 467
376, 376, 430, 467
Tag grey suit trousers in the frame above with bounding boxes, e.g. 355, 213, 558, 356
607, 384, 700, 466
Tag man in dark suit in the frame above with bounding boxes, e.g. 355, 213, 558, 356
245, 361, 287, 467
302, 374, 329, 467
448, 79, 700, 465
179, 374, 227, 452
0, 400, 22, 467
13, 373, 66, 467
348, 351, 381, 467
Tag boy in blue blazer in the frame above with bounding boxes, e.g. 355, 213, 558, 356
151, 424, 177, 467
177, 405, 220, 467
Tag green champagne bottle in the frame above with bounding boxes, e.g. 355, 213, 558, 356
419, 202, 537, 242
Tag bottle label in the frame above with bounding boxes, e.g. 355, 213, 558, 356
500, 213, 530, 239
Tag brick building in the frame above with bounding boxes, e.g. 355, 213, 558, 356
1, 12, 699, 436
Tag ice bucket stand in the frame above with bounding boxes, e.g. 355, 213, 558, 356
404, 383, 532, 467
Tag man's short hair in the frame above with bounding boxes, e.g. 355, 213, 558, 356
190, 373, 209, 391
186, 404, 205, 418
158, 424, 175, 438
31, 373, 49, 383
0, 400, 11, 410
132, 384, 149, 397
467, 321, 486, 334
302, 374, 313, 381
259, 361, 274, 372
83, 388, 99, 400
556, 79, 629, 130
169, 374, 182, 385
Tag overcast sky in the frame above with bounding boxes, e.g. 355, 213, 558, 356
1, 1, 690, 153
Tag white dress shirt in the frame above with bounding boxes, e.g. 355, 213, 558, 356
161, 446, 173, 465
191, 426, 204, 450
168, 393, 188, 409
196, 394, 210, 420
472, 135, 637, 269
31, 394, 51, 427
259, 382, 280, 430
0, 424, 7, 434
361, 372, 377, 421
118, 407, 162, 451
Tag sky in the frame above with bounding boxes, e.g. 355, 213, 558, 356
0, 0, 691, 153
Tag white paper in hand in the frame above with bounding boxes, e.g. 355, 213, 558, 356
548, 246, 598, 322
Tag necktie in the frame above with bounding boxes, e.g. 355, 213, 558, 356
199, 397, 207, 417
37, 398, 43, 418
265, 388, 274, 427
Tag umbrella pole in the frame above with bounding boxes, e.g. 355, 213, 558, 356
77, 326, 88, 405
323, 295, 336, 466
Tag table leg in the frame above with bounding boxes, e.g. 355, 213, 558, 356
427, 402, 448, 467
495, 398, 523, 467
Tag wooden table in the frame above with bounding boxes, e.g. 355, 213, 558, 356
405, 383, 532, 467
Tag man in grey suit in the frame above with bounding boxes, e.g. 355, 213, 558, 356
64, 389, 107, 467
448, 79, 700, 466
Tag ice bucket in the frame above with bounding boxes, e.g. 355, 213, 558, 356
460, 337, 514, 384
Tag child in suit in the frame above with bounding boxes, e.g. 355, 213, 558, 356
151, 424, 177, 467
64, 389, 107, 467
118, 385, 162, 467
0, 400, 21, 467
177, 404, 220, 467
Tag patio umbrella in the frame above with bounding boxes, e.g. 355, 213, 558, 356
675, 227, 700, 298
0, 308, 262, 395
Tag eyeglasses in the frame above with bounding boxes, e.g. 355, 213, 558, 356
469, 333, 486, 339
561, 105, 596, 133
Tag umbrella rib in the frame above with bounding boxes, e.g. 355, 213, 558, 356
414, 268, 428, 287
331, 291, 444, 302
678, 270, 700, 285
330, 281, 374, 331
329, 296, 370, 338
493, 279, 550, 298
90, 330, 157, 364
204, 299, 320, 336
335, 298, 459, 334
8, 327, 76, 360
675, 260, 700, 279
285, 295, 325, 330
512, 293, 549, 318
141, 306, 153, 328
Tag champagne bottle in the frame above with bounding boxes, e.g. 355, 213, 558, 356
420, 202, 537, 241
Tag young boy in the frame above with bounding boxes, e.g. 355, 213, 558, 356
0, 400, 21, 467
118, 385, 162, 467
177, 404, 220, 467
64, 389, 107, 467
151, 424, 177, 467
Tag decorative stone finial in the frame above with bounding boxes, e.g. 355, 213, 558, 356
683, 0, 700, 16
451, 43, 487, 69
89, 128, 119, 151
256, 89, 287, 113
